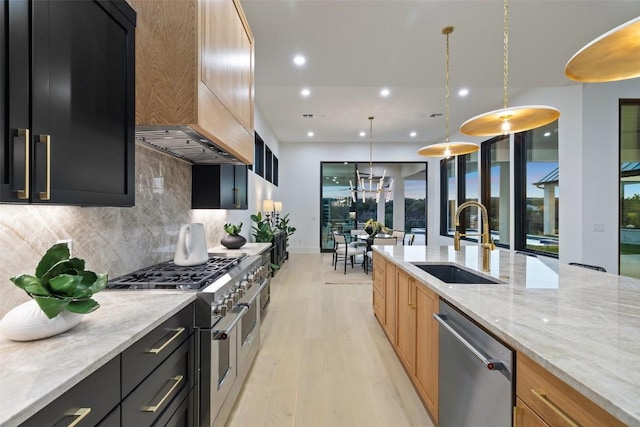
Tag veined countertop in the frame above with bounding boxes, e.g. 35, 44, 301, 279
209, 242, 271, 257
0, 291, 196, 427
372, 245, 640, 426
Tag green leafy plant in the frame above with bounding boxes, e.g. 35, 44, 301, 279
364, 218, 390, 237
10, 243, 107, 319
276, 213, 297, 243
250, 212, 274, 243
224, 222, 242, 235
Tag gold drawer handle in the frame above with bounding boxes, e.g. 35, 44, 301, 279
143, 375, 184, 413
67, 407, 91, 427
39, 134, 51, 200
16, 128, 29, 199
531, 388, 580, 427
146, 327, 185, 354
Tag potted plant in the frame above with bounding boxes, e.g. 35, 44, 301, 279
276, 213, 297, 259
0, 242, 107, 341
221, 222, 246, 249
364, 218, 389, 237
250, 212, 275, 243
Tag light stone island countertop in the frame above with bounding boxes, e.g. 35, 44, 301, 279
0, 291, 196, 427
372, 244, 640, 427
208, 242, 272, 257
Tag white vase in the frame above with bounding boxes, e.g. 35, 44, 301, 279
0, 300, 83, 341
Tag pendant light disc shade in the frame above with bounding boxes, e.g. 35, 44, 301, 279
460, 105, 560, 136
565, 16, 640, 82
417, 141, 479, 157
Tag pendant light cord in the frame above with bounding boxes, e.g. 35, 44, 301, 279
444, 28, 451, 143
503, 0, 509, 109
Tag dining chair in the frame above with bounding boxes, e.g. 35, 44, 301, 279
405, 233, 416, 245
364, 237, 397, 274
391, 230, 405, 245
334, 233, 365, 274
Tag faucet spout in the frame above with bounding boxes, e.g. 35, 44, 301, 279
453, 201, 496, 271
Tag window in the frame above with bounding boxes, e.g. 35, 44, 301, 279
459, 151, 479, 241
482, 135, 510, 247
440, 157, 456, 236
515, 120, 559, 256
273, 155, 279, 186
254, 133, 264, 177
620, 99, 640, 279
265, 146, 273, 183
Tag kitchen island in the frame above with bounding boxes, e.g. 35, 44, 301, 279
372, 244, 640, 426
0, 292, 196, 426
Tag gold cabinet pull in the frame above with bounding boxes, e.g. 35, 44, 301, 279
16, 128, 29, 199
531, 389, 580, 427
145, 327, 185, 354
66, 407, 91, 427
39, 134, 51, 200
143, 375, 183, 413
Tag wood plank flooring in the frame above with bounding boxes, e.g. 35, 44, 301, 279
226, 253, 434, 427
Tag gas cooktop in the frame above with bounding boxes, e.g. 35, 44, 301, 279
107, 254, 246, 291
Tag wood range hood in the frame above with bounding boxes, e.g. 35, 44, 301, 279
130, 0, 255, 165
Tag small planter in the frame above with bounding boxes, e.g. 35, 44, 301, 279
221, 234, 246, 249
0, 300, 83, 341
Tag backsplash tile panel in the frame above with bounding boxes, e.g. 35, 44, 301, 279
0, 144, 227, 317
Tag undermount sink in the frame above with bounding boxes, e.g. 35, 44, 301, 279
411, 263, 502, 284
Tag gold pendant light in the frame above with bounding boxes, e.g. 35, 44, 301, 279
459, 0, 559, 136
565, 16, 640, 82
418, 26, 479, 158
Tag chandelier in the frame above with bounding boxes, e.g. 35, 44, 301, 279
349, 116, 393, 203
459, 0, 559, 136
418, 26, 479, 158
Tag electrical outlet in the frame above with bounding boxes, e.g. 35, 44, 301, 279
57, 239, 73, 256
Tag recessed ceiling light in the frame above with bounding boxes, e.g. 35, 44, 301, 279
380, 88, 390, 97
544, 132, 551, 137
307, 131, 314, 137
410, 131, 417, 137
293, 55, 306, 66
301, 88, 310, 97
359, 131, 366, 137
458, 88, 469, 97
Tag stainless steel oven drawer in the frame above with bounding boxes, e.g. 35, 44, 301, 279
121, 333, 194, 427
121, 303, 194, 397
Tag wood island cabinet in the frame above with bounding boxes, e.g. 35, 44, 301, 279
1, 0, 136, 206
383, 259, 397, 342
394, 269, 439, 423
130, 0, 255, 164
372, 255, 385, 323
516, 353, 625, 427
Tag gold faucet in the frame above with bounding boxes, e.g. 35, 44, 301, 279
454, 201, 496, 271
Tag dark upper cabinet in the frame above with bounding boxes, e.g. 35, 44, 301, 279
192, 164, 248, 210
1, 0, 136, 206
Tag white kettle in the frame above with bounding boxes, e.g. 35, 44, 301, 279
174, 223, 209, 266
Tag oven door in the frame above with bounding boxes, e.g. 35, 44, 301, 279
237, 279, 268, 376
199, 306, 247, 427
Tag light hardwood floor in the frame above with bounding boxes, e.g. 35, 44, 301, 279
226, 253, 435, 427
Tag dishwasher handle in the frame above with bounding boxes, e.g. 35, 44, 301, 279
433, 313, 504, 371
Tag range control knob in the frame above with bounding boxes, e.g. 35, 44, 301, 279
239, 280, 249, 290
236, 288, 244, 298
224, 298, 233, 310
213, 304, 227, 317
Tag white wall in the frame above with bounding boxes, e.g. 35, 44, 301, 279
227, 107, 281, 241
279, 142, 427, 252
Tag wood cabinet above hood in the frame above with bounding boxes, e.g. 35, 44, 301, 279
130, 0, 254, 165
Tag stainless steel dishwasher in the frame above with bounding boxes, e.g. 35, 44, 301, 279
434, 300, 514, 427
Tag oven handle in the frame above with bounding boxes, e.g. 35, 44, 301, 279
211, 306, 248, 340
238, 278, 269, 308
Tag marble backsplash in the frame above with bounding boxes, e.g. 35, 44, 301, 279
0, 144, 228, 318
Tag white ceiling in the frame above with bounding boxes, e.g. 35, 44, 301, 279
241, 0, 640, 146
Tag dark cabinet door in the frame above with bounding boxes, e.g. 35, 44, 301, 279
2, 0, 136, 206
192, 164, 248, 210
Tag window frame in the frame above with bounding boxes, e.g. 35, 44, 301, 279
481, 134, 511, 249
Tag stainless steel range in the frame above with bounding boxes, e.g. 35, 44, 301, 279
108, 252, 270, 427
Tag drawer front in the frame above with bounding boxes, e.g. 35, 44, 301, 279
517, 353, 624, 427
515, 397, 549, 427
122, 303, 194, 397
97, 405, 121, 427
122, 333, 194, 427
21, 357, 120, 427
